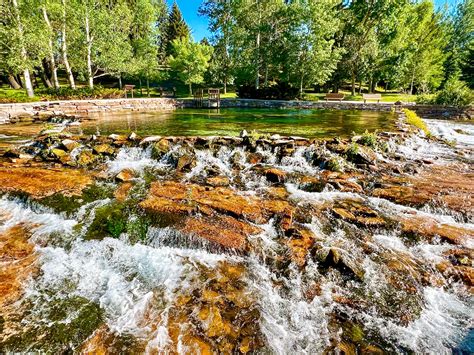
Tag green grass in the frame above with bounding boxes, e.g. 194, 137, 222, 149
304, 91, 417, 103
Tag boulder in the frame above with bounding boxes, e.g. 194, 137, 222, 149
115, 169, 135, 182
93, 144, 115, 156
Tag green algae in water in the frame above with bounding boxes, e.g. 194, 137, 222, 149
38, 183, 116, 216
0, 296, 103, 352
78, 108, 396, 138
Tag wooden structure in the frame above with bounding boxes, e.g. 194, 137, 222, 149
208, 88, 221, 108
124, 84, 135, 98
194, 88, 204, 107
363, 93, 382, 103
158, 87, 176, 97
325, 93, 345, 102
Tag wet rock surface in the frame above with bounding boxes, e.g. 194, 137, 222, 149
0, 114, 473, 353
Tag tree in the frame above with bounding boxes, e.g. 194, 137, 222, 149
163, 2, 190, 56
444, 0, 473, 86
283, 1, 341, 95
75, 0, 134, 89
168, 37, 213, 95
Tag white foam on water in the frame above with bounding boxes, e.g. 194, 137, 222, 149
286, 183, 362, 205
185, 146, 234, 180
107, 146, 166, 175
373, 234, 409, 252
370, 287, 472, 353
0, 197, 77, 239
27, 236, 233, 336
247, 257, 334, 354
425, 119, 474, 148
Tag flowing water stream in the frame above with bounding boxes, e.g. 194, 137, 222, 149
0, 111, 472, 353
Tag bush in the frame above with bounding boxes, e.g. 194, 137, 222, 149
403, 109, 430, 135
237, 81, 300, 100
416, 79, 473, 107
434, 79, 473, 106
39, 86, 124, 100
359, 130, 377, 148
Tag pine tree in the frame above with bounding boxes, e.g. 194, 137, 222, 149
164, 2, 190, 56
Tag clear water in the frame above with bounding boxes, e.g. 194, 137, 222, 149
77, 108, 396, 138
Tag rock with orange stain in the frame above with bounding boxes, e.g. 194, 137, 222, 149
0, 164, 93, 198
181, 215, 261, 250
331, 199, 387, 227
285, 228, 316, 267
373, 164, 474, 218
141, 181, 293, 224
114, 182, 134, 202
0, 226, 37, 309
401, 216, 474, 245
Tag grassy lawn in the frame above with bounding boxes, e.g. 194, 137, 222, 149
304, 91, 417, 103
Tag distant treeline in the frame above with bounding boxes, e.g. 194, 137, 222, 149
1, 0, 473, 98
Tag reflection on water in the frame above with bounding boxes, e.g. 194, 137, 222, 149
77, 108, 396, 138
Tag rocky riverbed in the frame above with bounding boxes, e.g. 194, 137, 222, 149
0, 111, 473, 353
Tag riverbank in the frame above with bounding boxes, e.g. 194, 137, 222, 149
0, 110, 472, 352
0, 98, 472, 124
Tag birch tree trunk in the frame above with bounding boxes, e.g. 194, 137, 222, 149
61, 0, 75, 89
42, 6, 59, 89
85, 12, 94, 90
255, 31, 260, 89
12, 0, 34, 97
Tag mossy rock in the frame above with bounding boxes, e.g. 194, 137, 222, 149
85, 202, 127, 240
93, 144, 115, 156
151, 139, 170, 159
77, 150, 98, 166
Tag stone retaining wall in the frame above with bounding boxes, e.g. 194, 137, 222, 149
0, 98, 179, 124
0, 97, 471, 124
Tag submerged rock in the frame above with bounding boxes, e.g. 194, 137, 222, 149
0, 163, 93, 198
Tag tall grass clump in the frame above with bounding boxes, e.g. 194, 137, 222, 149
403, 109, 430, 135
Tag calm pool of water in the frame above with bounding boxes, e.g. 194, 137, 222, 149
78, 108, 396, 138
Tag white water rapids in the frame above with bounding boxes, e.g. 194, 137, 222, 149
0, 118, 473, 353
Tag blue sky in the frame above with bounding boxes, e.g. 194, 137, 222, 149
167, 0, 458, 42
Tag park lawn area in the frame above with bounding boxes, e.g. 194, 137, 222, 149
304, 91, 417, 103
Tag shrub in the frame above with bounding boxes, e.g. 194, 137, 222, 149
237, 81, 300, 100
39, 86, 123, 100
345, 142, 359, 161
416, 79, 473, 107
359, 130, 377, 148
434, 79, 473, 107
403, 109, 430, 135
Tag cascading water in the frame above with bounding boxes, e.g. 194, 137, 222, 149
0, 117, 473, 353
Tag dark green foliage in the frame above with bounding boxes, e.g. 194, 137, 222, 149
86, 203, 127, 240
164, 2, 190, 56
434, 78, 473, 106
39, 86, 124, 101
237, 82, 300, 100
359, 130, 378, 148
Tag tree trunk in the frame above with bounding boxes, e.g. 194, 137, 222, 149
358, 79, 362, 95
42, 6, 59, 89
118, 75, 122, 89
12, 0, 34, 97
62, 0, 75, 89
409, 68, 415, 95
351, 70, 356, 96
7, 74, 21, 89
368, 77, 373, 94
189, 83, 192, 96
264, 64, 268, 87
146, 77, 150, 97
39, 63, 53, 88
85, 12, 93, 90
300, 72, 304, 97
223, 79, 227, 95
255, 31, 260, 89
139, 78, 143, 95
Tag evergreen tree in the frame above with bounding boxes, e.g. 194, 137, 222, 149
164, 2, 190, 56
